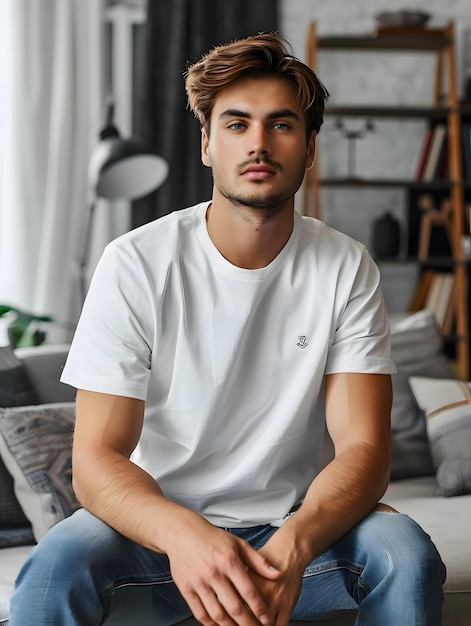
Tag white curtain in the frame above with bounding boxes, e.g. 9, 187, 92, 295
0, 0, 107, 340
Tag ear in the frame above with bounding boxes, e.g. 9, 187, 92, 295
201, 127, 211, 167
306, 131, 316, 170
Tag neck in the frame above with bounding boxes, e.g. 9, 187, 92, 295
206, 195, 295, 269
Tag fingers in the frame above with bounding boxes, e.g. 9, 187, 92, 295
178, 543, 274, 626
184, 590, 237, 626
184, 579, 267, 626
225, 568, 271, 626
239, 541, 281, 581
166, 520, 279, 626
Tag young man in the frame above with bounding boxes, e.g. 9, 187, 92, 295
10, 34, 445, 625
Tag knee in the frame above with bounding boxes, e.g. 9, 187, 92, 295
398, 515, 446, 587
16, 509, 123, 587
364, 513, 446, 589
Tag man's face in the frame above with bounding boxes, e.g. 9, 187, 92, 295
201, 76, 315, 211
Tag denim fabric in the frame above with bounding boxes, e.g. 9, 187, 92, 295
9, 509, 445, 625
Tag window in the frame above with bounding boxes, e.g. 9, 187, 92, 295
0, 0, 12, 260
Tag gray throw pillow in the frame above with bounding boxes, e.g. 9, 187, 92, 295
436, 458, 471, 497
0, 526, 34, 549
389, 311, 453, 480
0, 347, 39, 407
0, 347, 39, 540
0, 458, 30, 528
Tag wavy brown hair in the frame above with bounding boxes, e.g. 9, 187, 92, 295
185, 33, 329, 140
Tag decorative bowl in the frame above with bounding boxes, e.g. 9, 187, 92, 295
375, 10, 431, 27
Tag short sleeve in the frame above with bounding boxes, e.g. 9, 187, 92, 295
61, 242, 154, 399
325, 247, 396, 375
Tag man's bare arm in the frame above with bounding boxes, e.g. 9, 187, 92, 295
72, 389, 280, 626
246, 373, 393, 626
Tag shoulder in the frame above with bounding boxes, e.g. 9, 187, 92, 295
298, 214, 363, 249
107, 202, 208, 259
89, 202, 209, 292
297, 214, 373, 271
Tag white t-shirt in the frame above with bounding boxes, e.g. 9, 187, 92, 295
62, 201, 395, 527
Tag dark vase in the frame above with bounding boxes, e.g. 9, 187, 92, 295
371, 212, 400, 258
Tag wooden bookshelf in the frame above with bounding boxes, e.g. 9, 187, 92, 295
305, 21, 469, 378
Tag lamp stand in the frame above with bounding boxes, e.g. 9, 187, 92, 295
78, 200, 97, 304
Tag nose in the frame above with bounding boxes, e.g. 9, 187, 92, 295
248, 123, 270, 157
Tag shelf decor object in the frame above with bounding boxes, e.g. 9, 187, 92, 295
417, 194, 453, 262
304, 21, 469, 378
334, 119, 375, 179
371, 211, 401, 258
375, 10, 431, 29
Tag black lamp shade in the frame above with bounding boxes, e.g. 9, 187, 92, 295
88, 135, 169, 201
79, 108, 169, 303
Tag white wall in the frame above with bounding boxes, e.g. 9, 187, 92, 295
280, 1, 471, 259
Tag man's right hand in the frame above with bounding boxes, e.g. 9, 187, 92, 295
164, 513, 281, 626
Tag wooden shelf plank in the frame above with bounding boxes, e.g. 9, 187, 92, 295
318, 29, 451, 51
319, 178, 454, 189
324, 106, 450, 119
324, 105, 471, 118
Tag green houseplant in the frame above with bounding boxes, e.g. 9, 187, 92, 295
0, 305, 53, 348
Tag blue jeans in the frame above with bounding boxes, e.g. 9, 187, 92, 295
10, 508, 445, 625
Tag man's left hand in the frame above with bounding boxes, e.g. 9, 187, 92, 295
248, 543, 305, 626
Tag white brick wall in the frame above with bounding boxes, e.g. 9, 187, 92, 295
281, 0, 471, 73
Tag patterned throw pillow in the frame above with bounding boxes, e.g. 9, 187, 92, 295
0, 402, 80, 541
409, 376, 471, 496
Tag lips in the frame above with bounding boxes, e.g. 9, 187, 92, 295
240, 163, 277, 179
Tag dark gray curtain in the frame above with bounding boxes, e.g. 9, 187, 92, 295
132, 0, 279, 228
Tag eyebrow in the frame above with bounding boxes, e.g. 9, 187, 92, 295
219, 108, 301, 122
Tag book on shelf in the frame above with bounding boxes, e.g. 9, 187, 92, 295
415, 125, 448, 182
422, 124, 447, 182
424, 272, 454, 328
408, 269, 435, 311
414, 127, 434, 180
437, 146, 449, 179
409, 270, 455, 330
462, 123, 471, 181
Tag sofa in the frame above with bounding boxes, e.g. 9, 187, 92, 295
0, 310, 470, 625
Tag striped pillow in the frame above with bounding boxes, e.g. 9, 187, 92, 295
409, 376, 471, 496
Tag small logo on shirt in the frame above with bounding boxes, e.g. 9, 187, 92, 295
297, 336, 308, 349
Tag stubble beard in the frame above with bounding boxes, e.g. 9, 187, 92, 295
213, 161, 305, 221
222, 187, 292, 220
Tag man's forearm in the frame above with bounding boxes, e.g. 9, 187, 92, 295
72, 447, 205, 554
262, 440, 390, 572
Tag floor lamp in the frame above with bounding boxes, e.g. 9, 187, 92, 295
79, 103, 168, 303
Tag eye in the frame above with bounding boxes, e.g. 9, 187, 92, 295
273, 122, 290, 131
228, 122, 245, 131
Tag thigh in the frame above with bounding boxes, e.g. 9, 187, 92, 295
13, 508, 191, 625
21, 508, 172, 584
